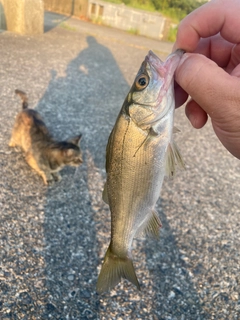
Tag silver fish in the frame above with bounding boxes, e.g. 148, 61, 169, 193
97, 49, 184, 293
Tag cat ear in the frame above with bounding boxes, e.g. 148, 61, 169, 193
68, 134, 82, 145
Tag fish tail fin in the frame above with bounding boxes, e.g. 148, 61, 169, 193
96, 245, 140, 294
15, 89, 28, 109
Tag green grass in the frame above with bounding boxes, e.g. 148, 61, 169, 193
60, 22, 77, 31
125, 0, 156, 12
167, 25, 178, 42
127, 28, 139, 35
161, 8, 187, 22
91, 16, 104, 25
102, 0, 155, 12
102, 0, 122, 3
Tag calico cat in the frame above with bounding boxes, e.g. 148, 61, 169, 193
9, 89, 83, 184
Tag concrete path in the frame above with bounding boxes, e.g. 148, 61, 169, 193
0, 11, 239, 319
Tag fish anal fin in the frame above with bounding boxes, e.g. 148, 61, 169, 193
136, 210, 162, 239
96, 245, 140, 294
166, 141, 185, 177
102, 182, 109, 204
144, 210, 162, 238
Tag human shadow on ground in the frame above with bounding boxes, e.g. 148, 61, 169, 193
35, 35, 207, 318
34, 35, 129, 317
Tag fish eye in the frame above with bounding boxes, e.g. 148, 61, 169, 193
135, 74, 149, 90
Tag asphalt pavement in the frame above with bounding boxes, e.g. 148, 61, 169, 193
0, 11, 239, 320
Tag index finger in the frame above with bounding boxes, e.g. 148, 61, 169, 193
175, 0, 240, 52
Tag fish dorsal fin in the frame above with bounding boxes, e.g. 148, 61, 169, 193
166, 141, 185, 177
102, 182, 109, 204
136, 210, 162, 239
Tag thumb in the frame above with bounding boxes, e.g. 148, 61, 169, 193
175, 53, 240, 123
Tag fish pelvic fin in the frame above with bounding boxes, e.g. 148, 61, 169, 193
96, 245, 140, 294
166, 141, 185, 177
102, 182, 109, 204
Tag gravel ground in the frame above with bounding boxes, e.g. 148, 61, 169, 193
0, 11, 240, 320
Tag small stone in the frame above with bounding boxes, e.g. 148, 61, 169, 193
231, 292, 239, 301
168, 291, 176, 299
45, 303, 56, 313
67, 274, 74, 281
17, 291, 33, 308
81, 289, 91, 298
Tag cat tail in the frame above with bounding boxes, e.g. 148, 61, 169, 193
96, 245, 140, 294
15, 89, 28, 109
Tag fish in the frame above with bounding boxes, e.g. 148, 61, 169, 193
96, 49, 185, 294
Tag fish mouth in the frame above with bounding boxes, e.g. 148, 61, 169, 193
145, 51, 163, 76
145, 49, 185, 64
145, 49, 185, 78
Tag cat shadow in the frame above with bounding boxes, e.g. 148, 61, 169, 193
35, 36, 206, 317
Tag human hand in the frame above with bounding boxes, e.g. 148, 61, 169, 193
174, 0, 240, 159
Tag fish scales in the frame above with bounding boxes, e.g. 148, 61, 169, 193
97, 49, 185, 293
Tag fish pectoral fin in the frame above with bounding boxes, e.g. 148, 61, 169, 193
136, 210, 162, 239
96, 246, 140, 294
166, 141, 185, 177
102, 182, 109, 204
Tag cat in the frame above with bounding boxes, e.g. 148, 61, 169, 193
9, 89, 83, 185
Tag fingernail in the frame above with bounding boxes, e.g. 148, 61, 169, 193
176, 53, 193, 71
